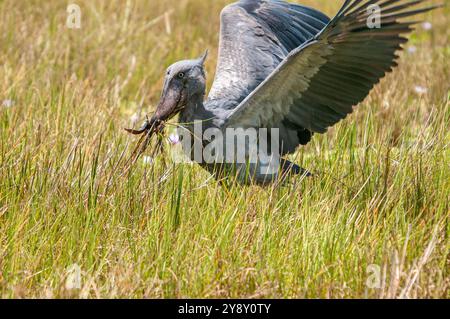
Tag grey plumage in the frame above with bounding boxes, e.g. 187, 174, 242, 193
218, 0, 436, 154
132, 0, 437, 184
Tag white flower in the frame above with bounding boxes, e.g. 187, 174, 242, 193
422, 22, 432, 31
130, 113, 139, 125
142, 156, 154, 165
407, 46, 417, 54
414, 85, 428, 95
2, 99, 14, 108
168, 133, 180, 145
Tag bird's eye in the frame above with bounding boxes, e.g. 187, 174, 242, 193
178, 72, 185, 79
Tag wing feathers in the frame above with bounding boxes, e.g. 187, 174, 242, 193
225, 0, 436, 147
208, 0, 330, 106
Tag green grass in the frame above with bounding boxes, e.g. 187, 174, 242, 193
0, 0, 449, 298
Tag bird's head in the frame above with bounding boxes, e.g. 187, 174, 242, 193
152, 50, 208, 124
125, 51, 207, 137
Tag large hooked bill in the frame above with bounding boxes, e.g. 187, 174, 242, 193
124, 116, 164, 136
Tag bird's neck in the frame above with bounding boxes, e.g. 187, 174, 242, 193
179, 94, 202, 122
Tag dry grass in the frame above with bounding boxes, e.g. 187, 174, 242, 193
0, 0, 448, 298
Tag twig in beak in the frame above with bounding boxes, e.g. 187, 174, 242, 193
122, 117, 166, 175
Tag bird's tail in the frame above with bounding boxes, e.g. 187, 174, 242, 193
281, 159, 312, 177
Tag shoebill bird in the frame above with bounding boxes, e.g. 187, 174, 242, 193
126, 0, 437, 185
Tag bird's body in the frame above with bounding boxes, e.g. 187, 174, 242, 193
176, 1, 332, 183
128, 0, 437, 184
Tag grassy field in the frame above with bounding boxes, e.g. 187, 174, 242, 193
0, 0, 448, 298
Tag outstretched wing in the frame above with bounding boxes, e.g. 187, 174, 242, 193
208, 0, 329, 108
224, 0, 437, 154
